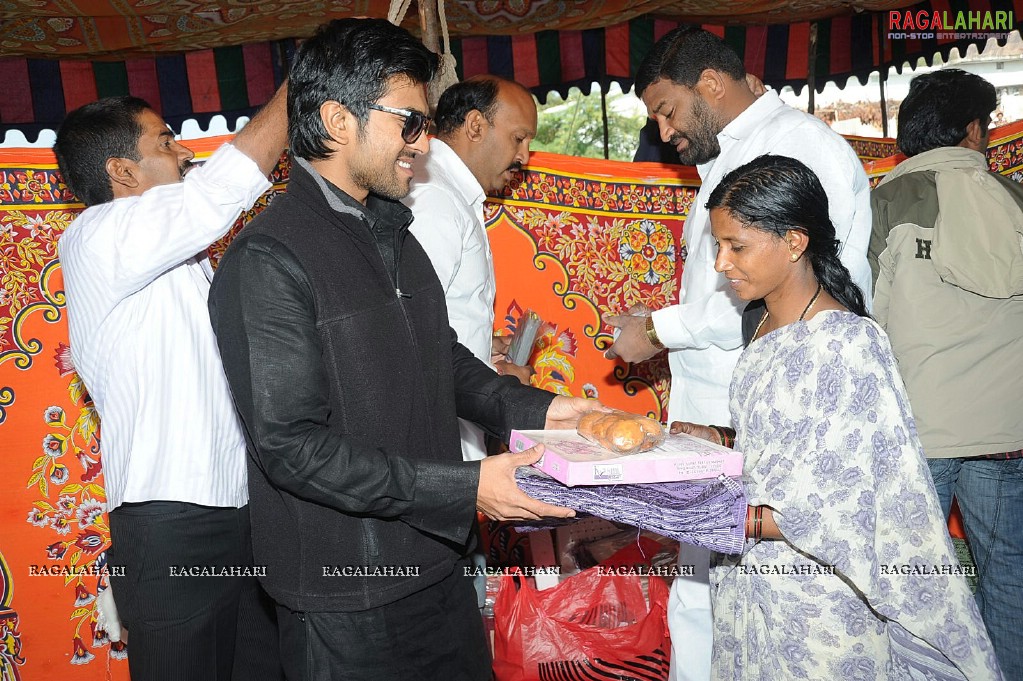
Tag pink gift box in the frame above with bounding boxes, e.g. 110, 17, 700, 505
510, 429, 743, 487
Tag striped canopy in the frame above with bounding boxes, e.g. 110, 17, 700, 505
2, 0, 1020, 136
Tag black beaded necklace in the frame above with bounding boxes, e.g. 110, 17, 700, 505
752, 283, 823, 340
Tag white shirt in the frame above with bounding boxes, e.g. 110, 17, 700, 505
58, 144, 271, 510
652, 90, 872, 424
404, 139, 494, 461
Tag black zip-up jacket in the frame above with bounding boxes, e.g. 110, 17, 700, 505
208, 157, 555, 612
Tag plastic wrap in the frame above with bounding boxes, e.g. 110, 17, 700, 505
577, 409, 665, 454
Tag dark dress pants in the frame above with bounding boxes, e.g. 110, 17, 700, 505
108, 502, 283, 681
276, 560, 490, 681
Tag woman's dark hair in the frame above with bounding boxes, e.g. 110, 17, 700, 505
897, 69, 997, 157
707, 154, 869, 318
288, 18, 438, 161
635, 27, 746, 97
53, 96, 150, 207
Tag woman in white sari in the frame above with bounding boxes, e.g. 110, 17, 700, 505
673, 155, 1001, 680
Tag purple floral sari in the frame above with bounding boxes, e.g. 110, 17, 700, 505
711, 310, 1001, 680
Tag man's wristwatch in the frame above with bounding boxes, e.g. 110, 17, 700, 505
644, 315, 665, 350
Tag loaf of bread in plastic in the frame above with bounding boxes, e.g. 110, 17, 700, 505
577, 409, 665, 454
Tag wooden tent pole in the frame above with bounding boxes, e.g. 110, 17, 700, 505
419, 0, 441, 54
807, 22, 818, 115
601, 87, 610, 160
877, 16, 890, 137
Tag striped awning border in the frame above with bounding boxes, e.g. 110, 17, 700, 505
2, 2, 1019, 137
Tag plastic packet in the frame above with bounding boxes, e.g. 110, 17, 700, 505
577, 409, 665, 455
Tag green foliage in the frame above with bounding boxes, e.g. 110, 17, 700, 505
533, 87, 647, 161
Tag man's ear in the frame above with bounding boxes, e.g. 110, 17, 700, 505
697, 68, 728, 103
105, 157, 139, 191
961, 118, 988, 152
320, 100, 355, 147
463, 109, 488, 143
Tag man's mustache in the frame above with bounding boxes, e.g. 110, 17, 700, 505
506, 161, 523, 173
180, 161, 195, 177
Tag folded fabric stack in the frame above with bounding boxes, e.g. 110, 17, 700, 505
515, 469, 747, 555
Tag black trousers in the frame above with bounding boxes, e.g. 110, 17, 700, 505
108, 502, 283, 681
276, 560, 491, 681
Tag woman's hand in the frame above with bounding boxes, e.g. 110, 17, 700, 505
669, 421, 720, 443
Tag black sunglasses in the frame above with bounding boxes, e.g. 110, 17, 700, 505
367, 103, 431, 144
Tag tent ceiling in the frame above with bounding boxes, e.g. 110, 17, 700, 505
3, 0, 1016, 136
2, 0, 916, 60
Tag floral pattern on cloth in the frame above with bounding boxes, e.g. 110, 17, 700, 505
711, 310, 1001, 680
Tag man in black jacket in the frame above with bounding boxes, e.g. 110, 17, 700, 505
208, 19, 597, 680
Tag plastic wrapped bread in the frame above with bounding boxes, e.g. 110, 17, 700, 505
577, 409, 665, 455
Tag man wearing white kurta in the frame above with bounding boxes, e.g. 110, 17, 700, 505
608, 28, 871, 681
405, 75, 538, 461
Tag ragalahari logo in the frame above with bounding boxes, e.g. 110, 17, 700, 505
888, 10, 1014, 41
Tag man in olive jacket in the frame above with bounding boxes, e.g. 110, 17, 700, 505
870, 69, 1023, 679
208, 19, 595, 680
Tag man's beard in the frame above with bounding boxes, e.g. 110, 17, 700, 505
352, 152, 415, 201
670, 97, 722, 166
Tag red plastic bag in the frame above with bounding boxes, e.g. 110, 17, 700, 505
493, 567, 670, 681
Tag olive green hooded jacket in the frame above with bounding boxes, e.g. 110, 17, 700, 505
870, 146, 1023, 458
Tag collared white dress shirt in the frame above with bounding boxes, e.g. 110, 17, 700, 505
58, 143, 271, 510
404, 139, 495, 461
652, 89, 873, 426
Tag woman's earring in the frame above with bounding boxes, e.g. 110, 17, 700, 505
790, 252, 799, 262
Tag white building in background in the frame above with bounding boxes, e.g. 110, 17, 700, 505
779, 31, 1023, 137
1, 114, 246, 148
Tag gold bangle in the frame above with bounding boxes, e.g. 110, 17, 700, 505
644, 315, 665, 350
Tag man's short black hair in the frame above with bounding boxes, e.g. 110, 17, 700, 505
635, 27, 746, 97
53, 96, 151, 207
434, 78, 501, 137
288, 18, 438, 161
897, 69, 997, 157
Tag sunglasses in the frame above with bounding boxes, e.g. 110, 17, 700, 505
367, 103, 431, 144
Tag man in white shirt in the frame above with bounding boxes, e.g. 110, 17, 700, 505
54, 86, 287, 680
606, 27, 871, 681
404, 75, 537, 463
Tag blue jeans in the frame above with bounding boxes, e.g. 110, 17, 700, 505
928, 457, 1023, 679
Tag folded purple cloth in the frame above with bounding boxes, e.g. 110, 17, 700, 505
514, 469, 747, 555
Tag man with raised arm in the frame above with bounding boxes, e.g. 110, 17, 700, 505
55, 78, 288, 679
